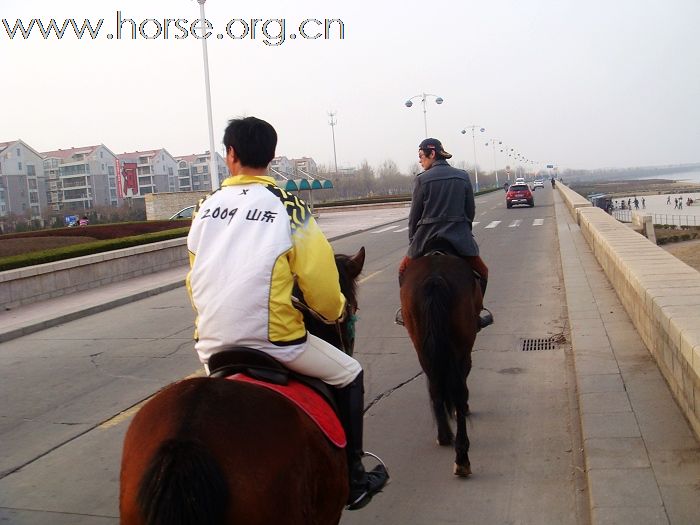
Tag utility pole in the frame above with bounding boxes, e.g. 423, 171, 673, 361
328, 111, 338, 175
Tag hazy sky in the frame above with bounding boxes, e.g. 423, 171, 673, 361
2, 0, 699, 174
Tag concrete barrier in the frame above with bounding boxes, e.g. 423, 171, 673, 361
558, 185, 700, 438
556, 182, 593, 220
0, 238, 188, 310
631, 211, 657, 244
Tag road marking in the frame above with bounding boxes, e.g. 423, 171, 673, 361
99, 370, 205, 429
533, 219, 544, 226
393, 226, 408, 233
371, 226, 400, 233
508, 220, 522, 228
472, 221, 480, 227
358, 270, 382, 284
485, 221, 501, 229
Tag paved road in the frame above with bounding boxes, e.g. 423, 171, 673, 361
0, 187, 588, 524
2, 186, 699, 524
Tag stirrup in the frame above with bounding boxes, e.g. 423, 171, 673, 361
346, 452, 390, 511
478, 308, 494, 329
394, 307, 404, 326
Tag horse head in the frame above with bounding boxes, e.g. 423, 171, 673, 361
294, 246, 365, 356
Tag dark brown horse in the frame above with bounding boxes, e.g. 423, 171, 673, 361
120, 247, 366, 525
399, 253, 480, 476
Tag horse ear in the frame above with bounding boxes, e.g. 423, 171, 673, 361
347, 246, 365, 278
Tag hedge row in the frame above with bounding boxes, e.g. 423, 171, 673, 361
0, 227, 190, 272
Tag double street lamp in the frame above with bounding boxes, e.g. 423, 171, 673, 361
461, 125, 485, 192
405, 93, 444, 138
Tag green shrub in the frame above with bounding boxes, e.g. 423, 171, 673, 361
0, 227, 189, 272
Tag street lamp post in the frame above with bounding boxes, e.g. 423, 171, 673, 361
485, 138, 502, 187
328, 111, 338, 175
460, 125, 485, 192
405, 93, 444, 138
196, 0, 219, 191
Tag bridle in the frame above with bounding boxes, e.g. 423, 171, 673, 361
292, 296, 358, 355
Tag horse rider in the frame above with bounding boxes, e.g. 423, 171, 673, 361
396, 137, 493, 330
186, 117, 388, 510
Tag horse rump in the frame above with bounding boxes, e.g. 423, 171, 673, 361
137, 438, 228, 525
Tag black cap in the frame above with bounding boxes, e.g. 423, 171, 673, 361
418, 138, 452, 159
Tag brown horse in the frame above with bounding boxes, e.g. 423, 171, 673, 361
120, 247, 366, 525
399, 253, 480, 477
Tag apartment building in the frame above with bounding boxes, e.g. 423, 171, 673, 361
174, 152, 228, 191
268, 156, 295, 181
293, 157, 319, 178
117, 149, 178, 197
0, 139, 48, 220
41, 145, 119, 212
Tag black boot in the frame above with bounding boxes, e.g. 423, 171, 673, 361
477, 275, 494, 329
334, 371, 389, 510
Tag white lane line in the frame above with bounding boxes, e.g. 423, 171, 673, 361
371, 225, 400, 233
358, 270, 382, 284
485, 221, 501, 229
394, 226, 409, 233
533, 219, 544, 226
508, 220, 522, 228
472, 221, 480, 227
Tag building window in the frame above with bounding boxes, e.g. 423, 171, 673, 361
18, 161, 22, 171
27, 165, 36, 176
16, 148, 20, 156
108, 166, 115, 176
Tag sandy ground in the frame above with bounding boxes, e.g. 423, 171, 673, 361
663, 238, 700, 272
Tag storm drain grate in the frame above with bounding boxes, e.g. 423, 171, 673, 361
521, 338, 557, 351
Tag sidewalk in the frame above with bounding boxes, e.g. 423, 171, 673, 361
555, 191, 700, 524
0, 206, 409, 344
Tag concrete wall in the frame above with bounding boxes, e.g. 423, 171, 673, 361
144, 191, 209, 220
0, 238, 188, 310
558, 184, 700, 438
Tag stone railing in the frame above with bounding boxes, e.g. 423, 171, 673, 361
0, 238, 188, 310
558, 184, 700, 437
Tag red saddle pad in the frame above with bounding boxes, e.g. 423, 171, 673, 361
227, 373, 346, 448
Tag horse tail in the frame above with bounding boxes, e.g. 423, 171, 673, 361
138, 438, 228, 525
420, 275, 467, 418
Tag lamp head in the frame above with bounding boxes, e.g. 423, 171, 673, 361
435, 97, 444, 104
460, 129, 466, 134
405, 100, 413, 108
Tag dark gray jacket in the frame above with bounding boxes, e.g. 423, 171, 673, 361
407, 159, 479, 258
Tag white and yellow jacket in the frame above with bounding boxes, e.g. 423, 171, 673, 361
186, 175, 345, 365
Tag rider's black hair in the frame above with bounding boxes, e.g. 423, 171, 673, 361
223, 117, 277, 169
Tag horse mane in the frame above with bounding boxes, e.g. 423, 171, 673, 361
333, 253, 358, 310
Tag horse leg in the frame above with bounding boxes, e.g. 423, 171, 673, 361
453, 407, 471, 477
429, 383, 453, 446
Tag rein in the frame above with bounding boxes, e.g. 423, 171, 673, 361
292, 296, 357, 355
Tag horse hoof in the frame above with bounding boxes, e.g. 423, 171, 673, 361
453, 463, 471, 477
436, 437, 454, 447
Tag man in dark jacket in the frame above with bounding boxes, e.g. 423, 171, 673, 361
396, 138, 493, 329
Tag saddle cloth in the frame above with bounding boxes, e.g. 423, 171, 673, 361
227, 373, 346, 448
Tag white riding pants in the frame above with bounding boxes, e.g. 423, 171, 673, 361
285, 334, 362, 387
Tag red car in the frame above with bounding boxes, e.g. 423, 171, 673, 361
506, 183, 534, 208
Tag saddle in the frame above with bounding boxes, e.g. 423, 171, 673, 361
208, 347, 339, 415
